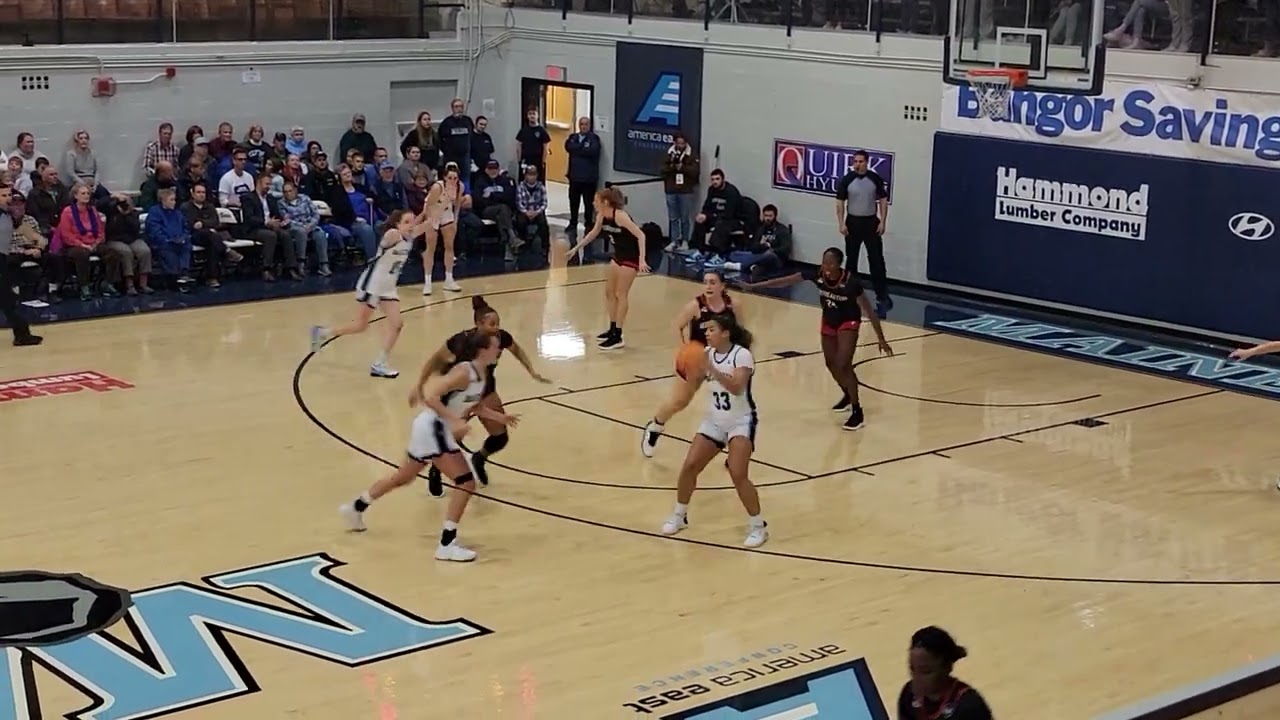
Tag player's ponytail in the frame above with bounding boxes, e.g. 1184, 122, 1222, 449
709, 313, 753, 350
471, 294, 497, 323
909, 626, 968, 669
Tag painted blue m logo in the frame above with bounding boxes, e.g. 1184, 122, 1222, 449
634, 72, 682, 126
0, 554, 489, 720
664, 660, 888, 720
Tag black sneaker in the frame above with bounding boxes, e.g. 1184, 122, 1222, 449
13, 334, 43, 347
832, 392, 851, 412
597, 328, 613, 340
426, 465, 444, 497
472, 452, 490, 486
600, 331, 625, 350
843, 405, 865, 431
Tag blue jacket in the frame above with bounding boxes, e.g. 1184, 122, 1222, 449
146, 204, 188, 246
565, 131, 601, 183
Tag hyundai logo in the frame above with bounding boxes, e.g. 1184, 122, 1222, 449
1229, 212, 1275, 241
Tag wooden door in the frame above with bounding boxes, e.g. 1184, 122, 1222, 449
544, 84, 574, 183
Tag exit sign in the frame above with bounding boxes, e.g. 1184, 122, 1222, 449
545, 65, 566, 82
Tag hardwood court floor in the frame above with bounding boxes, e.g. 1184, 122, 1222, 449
7, 265, 1280, 719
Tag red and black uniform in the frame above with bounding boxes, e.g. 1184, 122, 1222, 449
896, 680, 993, 720
603, 210, 640, 270
688, 293, 734, 345
814, 269, 864, 336
446, 328, 514, 396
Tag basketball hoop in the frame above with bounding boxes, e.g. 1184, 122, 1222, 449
965, 68, 1028, 121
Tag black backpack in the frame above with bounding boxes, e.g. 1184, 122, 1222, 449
738, 196, 762, 236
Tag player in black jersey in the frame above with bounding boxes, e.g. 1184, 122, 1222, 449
641, 270, 742, 457
422, 295, 552, 496
565, 187, 649, 350
898, 627, 993, 720
738, 246, 892, 430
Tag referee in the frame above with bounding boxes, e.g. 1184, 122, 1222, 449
0, 182, 42, 347
834, 150, 891, 318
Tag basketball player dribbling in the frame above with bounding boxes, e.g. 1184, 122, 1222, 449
565, 187, 649, 350
642, 270, 742, 457
661, 313, 769, 548
310, 207, 431, 378
422, 294, 552, 496
339, 331, 519, 562
738, 246, 893, 430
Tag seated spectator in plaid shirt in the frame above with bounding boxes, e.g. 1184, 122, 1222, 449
515, 164, 549, 249
145, 188, 194, 289
372, 162, 407, 219
279, 179, 332, 277
143, 122, 179, 177
7, 191, 60, 303
180, 182, 240, 288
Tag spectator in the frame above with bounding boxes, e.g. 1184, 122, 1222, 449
62, 130, 107, 201
396, 145, 428, 190
177, 125, 205, 169
143, 122, 179, 177
564, 117, 602, 236
349, 152, 373, 190
370, 146, 390, 169
176, 158, 208, 206
264, 159, 285, 198
304, 151, 339, 208
57, 183, 115, 299
332, 164, 378, 258
515, 108, 550, 183
286, 126, 308, 157
99, 193, 153, 296
140, 160, 178, 210
10, 133, 47, 174
268, 131, 289, 166
180, 182, 239, 289
723, 204, 791, 280
898, 627, 993, 720
405, 169, 430, 212
145, 188, 194, 289
1103, 0, 1191, 51
303, 141, 325, 171
208, 122, 236, 163
282, 154, 305, 188
372, 162, 407, 219
27, 165, 68, 235
515, 164, 549, 249
688, 169, 743, 265
439, 98, 474, 172
0, 183, 41, 346
7, 191, 59, 304
400, 111, 441, 169
470, 115, 496, 184
6, 155, 31, 196
473, 160, 519, 261
239, 173, 300, 282
662, 132, 700, 252
834, 149, 891, 316
339, 114, 378, 164
218, 148, 255, 208
279, 179, 331, 277
242, 124, 268, 170
1048, 0, 1084, 44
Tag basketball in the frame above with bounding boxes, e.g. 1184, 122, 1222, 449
549, 236, 570, 268
675, 341, 707, 378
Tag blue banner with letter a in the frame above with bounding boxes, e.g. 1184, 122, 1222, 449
613, 42, 703, 174
927, 131, 1280, 339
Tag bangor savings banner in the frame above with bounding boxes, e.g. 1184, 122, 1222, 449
941, 81, 1280, 168
772, 139, 895, 203
927, 131, 1280, 339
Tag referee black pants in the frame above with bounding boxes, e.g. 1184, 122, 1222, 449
844, 214, 888, 299
0, 253, 33, 340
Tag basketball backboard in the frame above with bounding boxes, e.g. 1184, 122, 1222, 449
942, 0, 1106, 95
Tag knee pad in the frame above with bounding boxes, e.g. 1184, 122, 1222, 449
482, 432, 509, 455
452, 471, 475, 487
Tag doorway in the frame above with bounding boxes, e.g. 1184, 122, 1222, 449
521, 77, 594, 218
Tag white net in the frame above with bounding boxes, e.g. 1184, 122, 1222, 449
970, 75, 1014, 120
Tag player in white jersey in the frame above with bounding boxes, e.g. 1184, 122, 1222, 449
421, 162, 463, 296
339, 330, 519, 561
309, 207, 431, 378
660, 312, 769, 548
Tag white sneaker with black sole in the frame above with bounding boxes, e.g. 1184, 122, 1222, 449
641, 420, 664, 458
435, 543, 477, 562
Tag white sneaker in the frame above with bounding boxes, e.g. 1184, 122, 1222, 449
435, 542, 477, 562
661, 514, 688, 536
744, 524, 769, 548
641, 421, 662, 458
339, 503, 366, 532
422, 283, 433, 296
370, 363, 400, 379
443, 278, 462, 292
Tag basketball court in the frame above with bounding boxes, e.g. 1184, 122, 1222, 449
4, 264, 1280, 718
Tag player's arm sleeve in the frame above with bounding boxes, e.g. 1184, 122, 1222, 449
736, 348, 756, 372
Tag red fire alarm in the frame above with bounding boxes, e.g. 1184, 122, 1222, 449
164, 66, 176, 79
91, 76, 117, 98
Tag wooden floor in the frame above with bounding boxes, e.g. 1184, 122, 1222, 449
7, 265, 1280, 719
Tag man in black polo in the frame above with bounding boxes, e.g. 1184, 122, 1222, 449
0, 183, 42, 346
834, 150, 891, 318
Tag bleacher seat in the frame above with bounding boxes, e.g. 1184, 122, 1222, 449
216, 207, 256, 251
